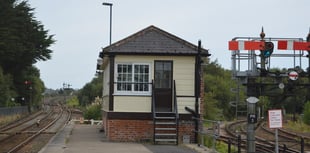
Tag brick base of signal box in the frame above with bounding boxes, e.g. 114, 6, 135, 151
103, 118, 196, 143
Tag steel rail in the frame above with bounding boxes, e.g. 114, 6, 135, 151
6, 105, 69, 153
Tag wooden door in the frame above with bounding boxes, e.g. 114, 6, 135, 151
154, 61, 173, 112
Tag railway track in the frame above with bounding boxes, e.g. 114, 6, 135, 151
0, 105, 53, 135
0, 103, 71, 153
220, 120, 308, 152
221, 120, 276, 152
259, 122, 310, 151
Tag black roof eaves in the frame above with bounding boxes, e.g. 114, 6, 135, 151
201, 52, 211, 57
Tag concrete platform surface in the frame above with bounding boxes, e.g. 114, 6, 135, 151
39, 122, 214, 153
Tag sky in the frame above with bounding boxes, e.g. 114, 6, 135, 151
28, 0, 310, 89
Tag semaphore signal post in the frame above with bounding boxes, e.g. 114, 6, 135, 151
228, 27, 310, 153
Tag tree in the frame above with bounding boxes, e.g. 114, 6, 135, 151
78, 76, 103, 106
0, 66, 18, 106
258, 68, 309, 117
203, 60, 239, 120
204, 92, 223, 120
0, 0, 54, 75
0, 0, 54, 108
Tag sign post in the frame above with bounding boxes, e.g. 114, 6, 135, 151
268, 109, 283, 153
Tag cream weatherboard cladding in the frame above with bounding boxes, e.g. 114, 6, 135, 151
102, 62, 110, 112
110, 55, 196, 113
113, 96, 152, 112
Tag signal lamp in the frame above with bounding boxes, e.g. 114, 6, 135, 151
262, 42, 274, 58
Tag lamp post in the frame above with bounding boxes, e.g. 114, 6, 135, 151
102, 2, 113, 45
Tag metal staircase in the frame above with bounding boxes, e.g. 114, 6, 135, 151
153, 112, 178, 144
152, 80, 179, 145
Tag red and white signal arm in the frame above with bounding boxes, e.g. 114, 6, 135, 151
268, 109, 283, 129
228, 41, 264, 51
229, 40, 310, 51
278, 40, 310, 50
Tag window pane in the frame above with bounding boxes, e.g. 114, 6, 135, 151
144, 75, 148, 82
117, 65, 122, 73
155, 61, 172, 88
116, 64, 132, 91
145, 66, 149, 73
133, 64, 149, 92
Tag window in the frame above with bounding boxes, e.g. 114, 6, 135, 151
116, 64, 132, 91
155, 61, 172, 88
115, 63, 150, 94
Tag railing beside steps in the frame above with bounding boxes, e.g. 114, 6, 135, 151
152, 80, 179, 145
152, 80, 156, 143
173, 80, 179, 144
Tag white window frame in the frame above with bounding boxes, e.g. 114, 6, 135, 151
114, 62, 151, 95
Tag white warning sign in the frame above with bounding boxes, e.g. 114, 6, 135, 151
268, 109, 282, 128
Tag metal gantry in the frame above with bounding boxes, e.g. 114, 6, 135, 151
229, 29, 310, 119
228, 28, 310, 152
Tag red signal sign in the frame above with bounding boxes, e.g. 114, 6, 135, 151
288, 71, 298, 81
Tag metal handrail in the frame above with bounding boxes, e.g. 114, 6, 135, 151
173, 80, 179, 145
151, 80, 156, 143
151, 80, 155, 117
173, 80, 179, 118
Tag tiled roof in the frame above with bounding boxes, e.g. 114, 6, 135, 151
102, 25, 209, 56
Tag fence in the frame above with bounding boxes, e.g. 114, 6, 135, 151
192, 117, 221, 153
226, 135, 305, 153
0, 106, 28, 117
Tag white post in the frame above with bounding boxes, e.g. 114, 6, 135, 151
91, 119, 94, 125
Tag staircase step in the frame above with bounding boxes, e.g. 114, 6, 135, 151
155, 121, 176, 125
155, 116, 176, 120
153, 109, 179, 145
155, 128, 176, 131
155, 112, 176, 116
155, 111, 174, 114
155, 133, 177, 136
155, 138, 177, 142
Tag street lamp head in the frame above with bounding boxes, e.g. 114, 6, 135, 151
102, 2, 113, 6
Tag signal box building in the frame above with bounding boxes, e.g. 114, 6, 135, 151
99, 25, 210, 144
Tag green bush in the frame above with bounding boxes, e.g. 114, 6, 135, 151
83, 104, 101, 120
303, 101, 310, 125
66, 96, 79, 108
